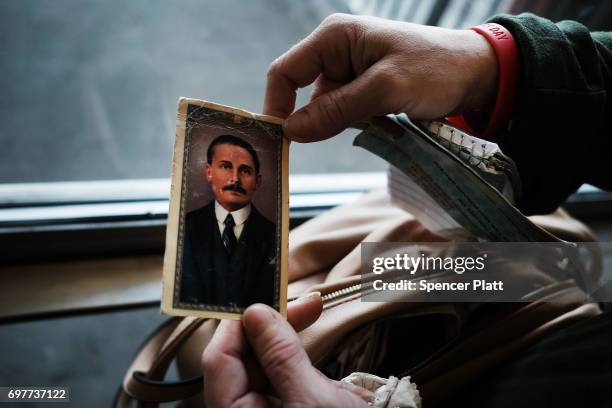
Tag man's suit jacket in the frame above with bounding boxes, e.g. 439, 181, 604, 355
179, 201, 276, 308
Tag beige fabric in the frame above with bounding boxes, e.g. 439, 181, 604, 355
289, 190, 445, 285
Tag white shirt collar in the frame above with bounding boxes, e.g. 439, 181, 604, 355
214, 201, 251, 226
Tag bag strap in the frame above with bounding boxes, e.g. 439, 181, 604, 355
115, 316, 206, 407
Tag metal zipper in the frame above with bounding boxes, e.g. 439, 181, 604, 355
287, 282, 364, 309
321, 283, 362, 307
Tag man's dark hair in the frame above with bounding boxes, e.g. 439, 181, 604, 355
206, 135, 260, 174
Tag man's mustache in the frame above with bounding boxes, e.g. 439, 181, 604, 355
223, 183, 246, 194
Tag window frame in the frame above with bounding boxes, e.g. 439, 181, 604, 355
1, 176, 610, 264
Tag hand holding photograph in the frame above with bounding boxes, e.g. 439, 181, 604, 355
161, 98, 288, 319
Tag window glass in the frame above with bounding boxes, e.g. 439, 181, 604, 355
0, 1, 388, 183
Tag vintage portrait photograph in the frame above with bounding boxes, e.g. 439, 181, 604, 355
162, 98, 288, 319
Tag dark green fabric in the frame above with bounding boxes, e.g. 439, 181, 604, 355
449, 311, 612, 407
486, 13, 612, 215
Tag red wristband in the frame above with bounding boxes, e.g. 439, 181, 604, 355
469, 23, 520, 139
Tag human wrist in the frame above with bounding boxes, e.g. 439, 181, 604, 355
469, 22, 520, 138
454, 29, 499, 114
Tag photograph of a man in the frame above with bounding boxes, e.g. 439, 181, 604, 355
179, 134, 277, 308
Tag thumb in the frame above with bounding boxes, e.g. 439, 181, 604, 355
242, 304, 322, 403
243, 304, 371, 407
284, 63, 394, 142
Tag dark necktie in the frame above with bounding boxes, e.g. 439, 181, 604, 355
222, 213, 237, 256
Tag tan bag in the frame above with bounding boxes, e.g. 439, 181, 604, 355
116, 190, 601, 407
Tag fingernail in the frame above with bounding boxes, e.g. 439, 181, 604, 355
245, 303, 277, 322
243, 305, 277, 339
293, 291, 321, 304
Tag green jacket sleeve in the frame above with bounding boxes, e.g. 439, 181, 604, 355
487, 13, 612, 215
